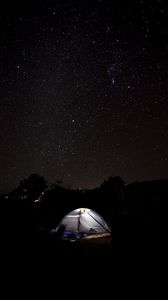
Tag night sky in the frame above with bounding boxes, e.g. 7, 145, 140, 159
0, 0, 168, 192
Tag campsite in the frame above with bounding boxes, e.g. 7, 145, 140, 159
1, 175, 167, 276
0, 0, 168, 292
0, 174, 167, 296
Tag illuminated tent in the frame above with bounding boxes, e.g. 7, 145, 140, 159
55, 208, 111, 239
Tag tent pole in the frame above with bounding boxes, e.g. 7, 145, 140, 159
87, 212, 110, 232
77, 209, 81, 232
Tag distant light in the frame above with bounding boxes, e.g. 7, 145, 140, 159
34, 199, 40, 203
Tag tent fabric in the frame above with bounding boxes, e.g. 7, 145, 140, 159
56, 208, 110, 239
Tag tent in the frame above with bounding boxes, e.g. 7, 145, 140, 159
55, 208, 111, 239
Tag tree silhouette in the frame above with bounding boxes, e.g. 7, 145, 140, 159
101, 176, 125, 211
11, 174, 47, 202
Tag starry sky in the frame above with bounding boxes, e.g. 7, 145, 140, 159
0, 0, 168, 192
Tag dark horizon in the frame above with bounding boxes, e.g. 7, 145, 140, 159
1, 173, 168, 195
0, 0, 168, 193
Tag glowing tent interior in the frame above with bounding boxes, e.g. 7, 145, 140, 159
55, 208, 111, 239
